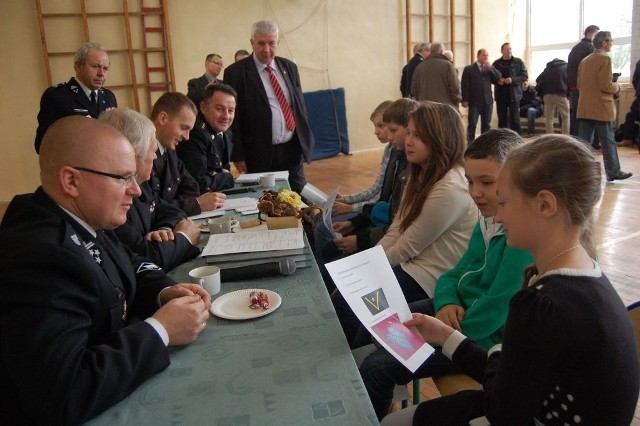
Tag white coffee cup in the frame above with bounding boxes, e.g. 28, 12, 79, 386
189, 265, 221, 296
260, 173, 276, 187
209, 217, 238, 234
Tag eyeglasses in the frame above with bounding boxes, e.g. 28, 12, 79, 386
73, 166, 138, 188
207, 60, 223, 66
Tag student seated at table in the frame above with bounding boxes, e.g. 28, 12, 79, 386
150, 92, 226, 216
330, 100, 393, 217
359, 128, 532, 420
0, 116, 211, 425
382, 135, 639, 426
316, 99, 416, 293
99, 108, 201, 272
332, 102, 478, 348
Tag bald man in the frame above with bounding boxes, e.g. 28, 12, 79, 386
0, 116, 210, 424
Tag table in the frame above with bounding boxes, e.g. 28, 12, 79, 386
88, 184, 379, 425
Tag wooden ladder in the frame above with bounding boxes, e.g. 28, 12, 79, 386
34, 0, 175, 114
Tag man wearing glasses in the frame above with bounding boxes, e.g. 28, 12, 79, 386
187, 53, 224, 106
34, 42, 117, 153
0, 116, 211, 424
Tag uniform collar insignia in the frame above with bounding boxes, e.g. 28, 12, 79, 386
70, 85, 79, 93
149, 200, 156, 213
201, 122, 206, 129
70, 234, 81, 246
83, 240, 102, 264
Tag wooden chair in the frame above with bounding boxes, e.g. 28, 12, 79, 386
627, 301, 640, 360
433, 373, 482, 397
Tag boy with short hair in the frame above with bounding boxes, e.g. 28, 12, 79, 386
332, 100, 394, 216
359, 128, 533, 420
328, 98, 417, 256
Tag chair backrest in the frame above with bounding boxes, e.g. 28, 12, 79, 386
627, 301, 640, 361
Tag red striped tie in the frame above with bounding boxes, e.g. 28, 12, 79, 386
266, 66, 296, 131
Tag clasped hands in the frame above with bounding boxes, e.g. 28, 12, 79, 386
153, 284, 212, 346
145, 219, 201, 245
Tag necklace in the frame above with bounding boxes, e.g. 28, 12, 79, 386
539, 244, 582, 275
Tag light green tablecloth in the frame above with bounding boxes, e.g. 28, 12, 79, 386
88, 186, 379, 425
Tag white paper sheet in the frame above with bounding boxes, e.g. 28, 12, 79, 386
201, 227, 304, 256
223, 197, 258, 211
188, 209, 226, 220
325, 246, 434, 372
322, 187, 340, 238
301, 183, 328, 206
235, 170, 289, 184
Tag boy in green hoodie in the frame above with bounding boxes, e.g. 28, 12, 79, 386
360, 128, 533, 420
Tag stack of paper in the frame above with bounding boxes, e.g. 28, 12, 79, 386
202, 227, 313, 269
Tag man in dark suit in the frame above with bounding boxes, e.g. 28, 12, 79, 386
34, 42, 117, 153
400, 42, 430, 98
186, 53, 224, 106
224, 20, 315, 193
98, 108, 201, 272
150, 92, 226, 216
177, 84, 236, 194
461, 48, 502, 143
0, 116, 210, 424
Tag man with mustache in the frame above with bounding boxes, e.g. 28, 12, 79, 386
34, 42, 117, 153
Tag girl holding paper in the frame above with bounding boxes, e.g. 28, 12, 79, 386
384, 135, 638, 425
333, 102, 477, 347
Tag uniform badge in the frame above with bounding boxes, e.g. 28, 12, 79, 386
70, 234, 81, 246
136, 262, 161, 273
70, 84, 79, 94
83, 240, 102, 265
149, 200, 156, 213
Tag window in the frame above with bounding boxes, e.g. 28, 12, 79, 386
528, 0, 633, 81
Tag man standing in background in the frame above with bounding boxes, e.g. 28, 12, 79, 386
187, 53, 224, 106
568, 25, 599, 138
411, 42, 461, 106
536, 58, 570, 135
34, 42, 117, 153
224, 20, 315, 193
461, 49, 501, 143
577, 31, 632, 182
492, 42, 528, 134
400, 42, 431, 98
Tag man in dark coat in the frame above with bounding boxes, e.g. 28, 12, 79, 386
34, 42, 117, 153
176, 84, 236, 194
224, 20, 315, 193
186, 53, 224, 106
0, 116, 210, 424
493, 43, 528, 134
150, 92, 226, 216
567, 25, 599, 137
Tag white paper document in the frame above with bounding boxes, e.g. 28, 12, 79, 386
188, 209, 226, 221
235, 170, 289, 184
201, 227, 304, 256
301, 183, 328, 206
223, 197, 258, 211
322, 187, 340, 238
325, 246, 434, 372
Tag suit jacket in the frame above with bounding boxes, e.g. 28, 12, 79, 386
400, 53, 424, 97
175, 115, 235, 193
567, 38, 595, 89
411, 55, 461, 105
577, 50, 620, 122
461, 63, 501, 107
223, 54, 315, 169
114, 182, 199, 271
186, 74, 222, 107
34, 77, 117, 153
0, 188, 173, 424
151, 148, 202, 216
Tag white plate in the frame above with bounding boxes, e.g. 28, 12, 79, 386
210, 289, 281, 320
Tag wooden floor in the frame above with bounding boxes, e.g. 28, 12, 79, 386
304, 143, 640, 423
